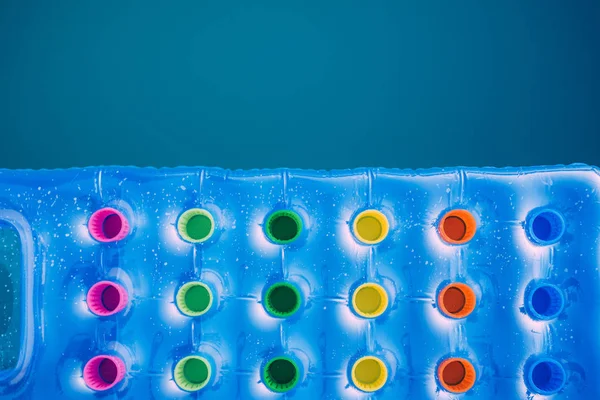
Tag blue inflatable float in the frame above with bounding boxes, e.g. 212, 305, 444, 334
0, 164, 598, 399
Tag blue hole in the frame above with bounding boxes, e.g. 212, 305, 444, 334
528, 359, 566, 395
532, 216, 551, 241
527, 209, 565, 245
532, 288, 551, 315
527, 284, 564, 320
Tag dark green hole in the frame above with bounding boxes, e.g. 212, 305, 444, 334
265, 283, 300, 317
183, 358, 209, 385
264, 357, 299, 392
185, 285, 211, 314
266, 211, 302, 244
186, 214, 212, 241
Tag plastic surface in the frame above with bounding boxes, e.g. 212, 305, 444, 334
0, 164, 599, 399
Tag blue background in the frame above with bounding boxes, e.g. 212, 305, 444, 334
0, 1, 599, 170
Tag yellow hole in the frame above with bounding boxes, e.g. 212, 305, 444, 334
351, 356, 388, 392
352, 283, 388, 318
352, 210, 389, 244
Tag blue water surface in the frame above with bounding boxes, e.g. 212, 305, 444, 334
0, 1, 599, 169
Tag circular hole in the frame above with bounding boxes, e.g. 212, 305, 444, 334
527, 359, 566, 395
352, 283, 389, 318
443, 216, 466, 241
265, 210, 302, 244
263, 357, 300, 393
174, 356, 212, 392
98, 358, 118, 384
87, 281, 128, 316
176, 282, 213, 317
177, 209, 215, 243
527, 209, 565, 245
443, 287, 465, 314
102, 214, 122, 239
533, 215, 552, 240
264, 282, 301, 318
88, 208, 130, 243
185, 285, 211, 313
437, 283, 476, 319
437, 358, 476, 393
526, 283, 564, 320
186, 215, 212, 241
442, 361, 465, 386
352, 210, 389, 245
351, 356, 388, 392
183, 358, 209, 385
438, 210, 476, 244
101, 285, 121, 312
83, 355, 126, 391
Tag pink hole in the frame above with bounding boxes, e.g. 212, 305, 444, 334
88, 207, 129, 242
83, 355, 126, 391
99, 358, 118, 384
87, 281, 128, 316
101, 285, 121, 312
103, 214, 122, 239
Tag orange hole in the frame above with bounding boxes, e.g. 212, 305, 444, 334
437, 358, 476, 393
438, 209, 476, 244
437, 283, 476, 319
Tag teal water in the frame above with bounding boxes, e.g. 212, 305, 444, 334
0, 1, 599, 170
0, 221, 20, 371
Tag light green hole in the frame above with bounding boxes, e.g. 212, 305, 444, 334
184, 357, 209, 384
177, 209, 214, 243
174, 356, 211, 392
186, 215, 212, 241
176, 282, 213, 317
